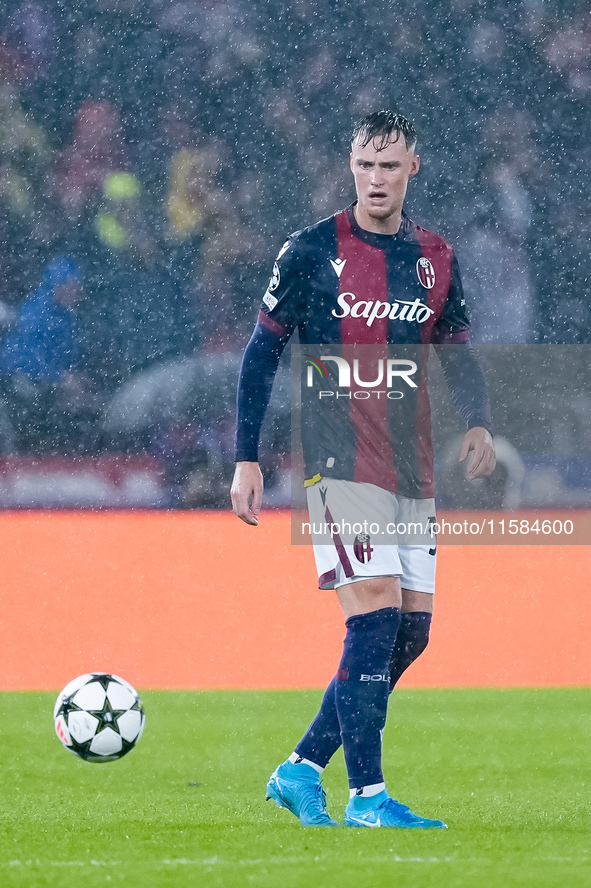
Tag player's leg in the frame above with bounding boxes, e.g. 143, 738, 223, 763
264, 479, 345, 826
338, 578, 445, 829
343, 497, 445, 828
267, 577, 399, 827
335, 576, 402, 796
389, 588, 433, 691
267, 576, 401, 827
279, 587, 442, 823
292, 586, 434, 772
266, 482, 442, 827
389, 498, 437, 691
288, 579, 402, 790
344, 587, 445, 827
292, 481, 401, 775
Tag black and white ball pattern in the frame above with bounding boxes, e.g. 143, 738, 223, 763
54, 673, 145, 762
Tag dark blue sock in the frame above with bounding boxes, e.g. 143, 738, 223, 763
335, 607, 401, 789
295, 611, 432, 769
389, 611, 431, 692
294, 676, 340, 768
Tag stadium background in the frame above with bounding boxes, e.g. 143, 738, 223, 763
0, 0, 589, 690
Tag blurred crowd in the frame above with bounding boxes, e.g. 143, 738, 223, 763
0, 0, 589, 503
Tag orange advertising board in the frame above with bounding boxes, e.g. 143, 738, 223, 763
0, 510, 589, 690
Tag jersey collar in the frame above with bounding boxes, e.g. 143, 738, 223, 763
346, 202, 415, 247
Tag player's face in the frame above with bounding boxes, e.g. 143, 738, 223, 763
350, 135, 420, 234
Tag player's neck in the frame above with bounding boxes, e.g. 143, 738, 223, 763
353, 203, 402, 236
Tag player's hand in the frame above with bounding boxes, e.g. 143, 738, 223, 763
459, 427, 496, 480
231, 461, 264, 525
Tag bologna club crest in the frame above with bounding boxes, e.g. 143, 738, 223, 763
354, 532, 373, 563
416, 257, 435, 289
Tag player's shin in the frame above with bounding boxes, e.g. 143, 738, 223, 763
335, 607, 401, 789
389, 611, 432, 692
293, 676, 342, 769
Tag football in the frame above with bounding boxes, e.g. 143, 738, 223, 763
54, 673, 145, 763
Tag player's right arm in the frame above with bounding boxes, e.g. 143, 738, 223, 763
232, 319, 288, 524
231, 461, 264, 525
232, 235, 304, 524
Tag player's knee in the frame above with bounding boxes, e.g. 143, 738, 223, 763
364, 577, 401, 608
401, 588, 434, 614
389, 611, 432, 691
337, 575, 402, 618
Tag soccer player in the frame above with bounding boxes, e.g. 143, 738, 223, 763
231, 111, 496, 828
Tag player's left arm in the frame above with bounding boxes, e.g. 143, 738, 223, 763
432, 251, 496, 480
436, 344, 496, 479
458, 425, 496, 480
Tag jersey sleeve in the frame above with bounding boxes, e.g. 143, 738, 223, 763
257, 234, 305, 340
235, 320, 288, 462
436, 343, 493, 432
235, 232, 304, 462
430, 252, 471, 344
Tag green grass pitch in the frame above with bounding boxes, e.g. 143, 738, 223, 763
0, 688, 590, 887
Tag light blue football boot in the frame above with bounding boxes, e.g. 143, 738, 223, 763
266, 759, 338, 826
344, 790, 447, 829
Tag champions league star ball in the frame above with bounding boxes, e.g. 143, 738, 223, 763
54, 673, 145, 763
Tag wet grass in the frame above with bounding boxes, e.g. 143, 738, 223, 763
0, 688, 590, 887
